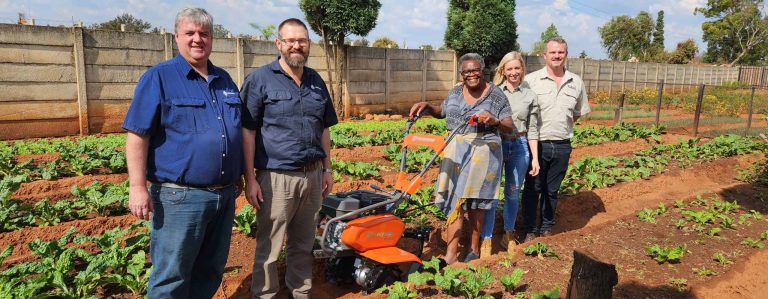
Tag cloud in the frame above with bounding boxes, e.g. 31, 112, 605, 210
554, 0, 569, 10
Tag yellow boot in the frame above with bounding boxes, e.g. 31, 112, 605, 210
480, 238, 492, 258
504, 231, 518, 253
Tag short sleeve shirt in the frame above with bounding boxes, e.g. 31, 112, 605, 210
122, 55, 243, 186
440, 84, 512, 138
523, 67, 591, 140
240, 58, 338, 170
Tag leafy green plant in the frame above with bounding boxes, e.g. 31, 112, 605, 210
718, 214, 735, 229
532, 287, 559, 299
523, 242, 558, 259
433, 266, 464, 295
693, 267, 717, 277
458, 266, 494, 299
234, 206, 257, 236
682, 210, 715, 224
376, 281, 417, 299
331, 159, 381, 180
713, 251, 732, 265
500, 268, 525, 292
645, 244, 686, 263
668, 278, 688, 292
636, 203, 668, 224
707, 227, 722, 237
741, 237, 765, 249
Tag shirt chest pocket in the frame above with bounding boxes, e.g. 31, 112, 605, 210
306, 91, 327, 113
533, 89, 554, 110
169, 98, 209, 133
560, 89, 579, 113
222, 97, 242, 126
265, 90, 292, 117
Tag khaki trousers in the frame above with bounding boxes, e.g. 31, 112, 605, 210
251, 164, 323, 299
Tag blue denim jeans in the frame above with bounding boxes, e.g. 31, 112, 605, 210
147, 184, 236, 299
482, 137, 530, 239
522, 140, 572, 233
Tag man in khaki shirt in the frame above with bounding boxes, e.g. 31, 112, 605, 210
521, 37, 590, 241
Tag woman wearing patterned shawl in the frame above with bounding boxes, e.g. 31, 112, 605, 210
409, 53, 514, 265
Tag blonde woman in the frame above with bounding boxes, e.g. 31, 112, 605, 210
480, 51, 540, 256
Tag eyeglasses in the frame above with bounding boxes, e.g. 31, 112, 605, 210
280, 38, 310, 46
461, 68, 482, 76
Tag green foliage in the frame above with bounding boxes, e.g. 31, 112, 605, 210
636, 203, 669, 224
500, 268, 525, 292
372, 36, 399, 48
668, 278, 688, 291
695, 0, 768, 66
741, 237, 765, 249
531, 23, 560, 55
645, 244, 686, 263
522, 242, 558, 259
383, 144, 440, 173
0, 222, 151, 298
331, 159, 381, 180
532, 287, 559, 299
434, 265, 464, 295
249, 23, 276, 40
71, 181, 129, 216
458, 266, 494, 299
572, 123, 664, 147
693, 266, 717, 277
234, 206, 258, 236
713, 251, 732, 265
91, 13, 155, 32
300, 0, 381, 45
652, 10, 665, 49
376, 281, 417, 299
212, 24, 231, 38
598, 11, 657, 61
445, 0, 518, 62
668, 39, 698, 64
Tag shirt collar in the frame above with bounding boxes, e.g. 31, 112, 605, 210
175, 55, 219, 81
500, 83, 521, 92
539, 67, 574, 83
269, 56, 308, 82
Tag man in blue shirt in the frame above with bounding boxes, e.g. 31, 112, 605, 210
241, 18, 338, 299
122, 8, 243, 298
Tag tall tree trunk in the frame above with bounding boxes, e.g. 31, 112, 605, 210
319, 28, 337, 111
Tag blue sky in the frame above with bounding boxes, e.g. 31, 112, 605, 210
0, 0, 737, 59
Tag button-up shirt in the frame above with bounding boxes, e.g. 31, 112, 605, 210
523, 67, 591, 141
241, 58, 338, 170
122, 55, 243, 186
500, 83, 539, 140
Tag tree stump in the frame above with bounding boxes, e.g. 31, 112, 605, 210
566, 249, 618, 299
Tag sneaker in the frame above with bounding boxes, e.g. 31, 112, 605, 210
464, 252, 479, 263
523, 233, 536, 243
540, 230, 552, 237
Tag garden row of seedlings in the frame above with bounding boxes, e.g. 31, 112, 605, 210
377, 160, 768, 298
0, 123, 761, 297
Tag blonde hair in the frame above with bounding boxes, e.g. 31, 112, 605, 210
493, 51, 526, 86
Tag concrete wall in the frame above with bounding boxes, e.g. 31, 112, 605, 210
0, 23, 750, 140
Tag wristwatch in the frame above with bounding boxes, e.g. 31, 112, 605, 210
322, 168, 332, 173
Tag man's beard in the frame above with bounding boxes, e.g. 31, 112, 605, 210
283, 50, 308, 68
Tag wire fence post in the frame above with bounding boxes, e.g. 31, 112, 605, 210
614, 93, 625, 124
655, 79, 664, 127
746, 86, 756, 136
692, 84, 706, 137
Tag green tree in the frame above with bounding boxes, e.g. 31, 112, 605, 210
532, 23, 561, 55
653, 10, 665, 49
212, 24, 230, 38
598, 11, 656, 61
372, 37, 398, 48
250, 23, 276, 40
299, 0, 382, 118
92, 13, 154, 33
578, 51, 588, 59
695, 0, 768, 66
444, 0, 517, 63
420, 44, 434, 50
667, 39, 698, 64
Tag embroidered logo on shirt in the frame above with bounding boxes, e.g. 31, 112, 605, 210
222, 90, 237, 97
310, 85, 321, 90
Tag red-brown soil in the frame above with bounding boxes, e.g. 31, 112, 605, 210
3, 134, 768, 298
